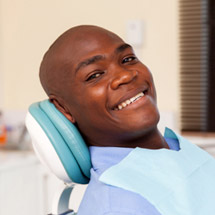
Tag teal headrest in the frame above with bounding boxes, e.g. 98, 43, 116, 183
26, 100, 91, 184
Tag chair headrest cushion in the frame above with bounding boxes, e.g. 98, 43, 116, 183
25, 100, 91, 184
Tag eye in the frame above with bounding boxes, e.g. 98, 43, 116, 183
122, 56, 137, 64
86, 71, 104, 81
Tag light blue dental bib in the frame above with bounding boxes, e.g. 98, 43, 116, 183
99, 128, 215, 215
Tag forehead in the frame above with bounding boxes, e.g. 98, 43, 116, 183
57, 28, 125, 70
74, 31, 123, 58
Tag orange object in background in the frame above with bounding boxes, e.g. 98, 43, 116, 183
0, 112, 7, 145
0, 125, 7, 145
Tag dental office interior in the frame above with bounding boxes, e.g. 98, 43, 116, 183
0, 0, 214, 214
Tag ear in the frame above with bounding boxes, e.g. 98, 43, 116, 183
49, 97, 76, 124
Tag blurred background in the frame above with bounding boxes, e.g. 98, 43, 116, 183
0, 0, 179, 112
0, 0, 214, 214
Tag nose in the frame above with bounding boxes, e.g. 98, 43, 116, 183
110, 69, 138, 90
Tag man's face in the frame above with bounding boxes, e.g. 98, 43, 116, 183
59, 28, 159, 146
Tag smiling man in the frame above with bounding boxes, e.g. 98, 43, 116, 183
40, 25, 168, 150
39, 25, 215, 215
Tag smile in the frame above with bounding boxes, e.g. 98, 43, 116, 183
115, 91, 145, 110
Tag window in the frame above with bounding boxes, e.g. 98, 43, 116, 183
180, 0, 215, 132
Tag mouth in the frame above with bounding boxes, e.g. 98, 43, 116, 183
114, 89, 148, 111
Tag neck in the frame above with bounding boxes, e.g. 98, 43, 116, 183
131, 128, 169, 149
88, 127, 169, 149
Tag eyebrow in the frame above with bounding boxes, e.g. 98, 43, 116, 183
115, 43, 132, 54
75, 55, 104, 73
75, 43, 132, 73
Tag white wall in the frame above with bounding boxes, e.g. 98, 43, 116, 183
0, 0, 179, 114
0, 0, 4, 109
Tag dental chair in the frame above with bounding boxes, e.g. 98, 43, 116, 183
25, 100, 92, 215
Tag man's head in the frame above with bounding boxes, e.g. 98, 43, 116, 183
40, 25, 160, 147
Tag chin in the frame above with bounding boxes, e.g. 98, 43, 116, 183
134, 107, 160, 131
117, 109, 160, 136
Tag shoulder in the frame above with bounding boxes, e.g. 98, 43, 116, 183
78, 170, 161, 215
106, 185, 160, 214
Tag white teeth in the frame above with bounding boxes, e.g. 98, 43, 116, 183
117, 92, 145, 110
118, 105, 123, 110
130, 97, 136, 102
122, 102, 127, 107
126, 100, 131, 105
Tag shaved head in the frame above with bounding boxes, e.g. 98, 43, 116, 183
39, 25, 123, 100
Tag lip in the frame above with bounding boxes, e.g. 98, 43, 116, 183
111, 86, 149, 110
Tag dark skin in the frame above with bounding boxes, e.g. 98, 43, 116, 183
40, 25, 169, 149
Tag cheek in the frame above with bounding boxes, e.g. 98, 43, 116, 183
150, 78, 157, 102
74, 85, 108, 118
88, 85, 106, 101
143, 68, 157, 102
